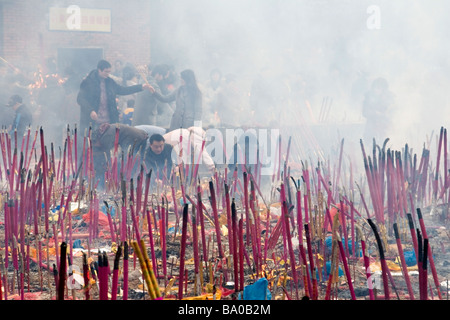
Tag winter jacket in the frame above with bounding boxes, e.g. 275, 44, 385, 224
152, 86, 202, 131
77, 69, 143, 133
144, 143, 174, 178
132, 75, 172, 127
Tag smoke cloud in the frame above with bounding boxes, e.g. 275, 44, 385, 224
149, 0, 450, 156
2, 0, 448, 164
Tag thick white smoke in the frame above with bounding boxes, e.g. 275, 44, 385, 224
148, 0, 450, 156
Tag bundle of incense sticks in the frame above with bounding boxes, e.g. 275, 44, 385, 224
131, 240, 160, 299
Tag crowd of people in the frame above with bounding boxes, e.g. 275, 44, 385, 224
0, 56, 395, 187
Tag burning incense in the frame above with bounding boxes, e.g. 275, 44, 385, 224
123, 241, 129, 300
282, 201, 299, 299
224, 183, 233, 265
104, 201, 116, 243
103, 252, 110, 300
422, 238, 428, 300
368, 219, 390, 299
129, 179, 141, 243
197, 184, 209, 269
238, 218, 245, 293
324, 238, 338, 300
145, 209, 157, 276
231, 200, 239, 292
416, 208, 441, 299
139, 239, 161, 298
304, 223, 318, 299
143, 169, 152, 218
434, 127, 444, 200
393, 223, 414, 299
160, 197, 167, 286
58, 242, 67, 300
178, 204, 189, 299
337, 238, 356, 300
111, 244, 122, 300
191, 199, 200, 294
97, 252, 105, 300
356, 225, 374, 300
132, 241, 156, 299
417, 229, 425, 300
209, 180, 224, 258
82, 252, 90, 300
407, 213, 419, 264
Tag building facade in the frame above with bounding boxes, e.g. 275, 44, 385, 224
0, 0, 151, 76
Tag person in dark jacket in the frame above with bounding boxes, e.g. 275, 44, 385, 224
76, 60, 152, 186
76, 60, 152, 135
149, 69, 202, 131
6, 94, 32, 138
144, 133, 175, 180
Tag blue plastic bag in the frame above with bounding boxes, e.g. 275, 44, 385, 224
73, 239, 84, 249
404, 250, 417, 266
243, 278, 272, 300
321, 260, 344, 280
325, 235, 360, 256
101, 204, 116, 217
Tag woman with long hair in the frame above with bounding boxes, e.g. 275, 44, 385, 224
149, 69, 202, 131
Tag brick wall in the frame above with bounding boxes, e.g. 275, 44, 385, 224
1, 0, 151, 72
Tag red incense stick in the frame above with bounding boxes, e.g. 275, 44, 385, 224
123, 241, 129, 300
368, 219, 390, 299
337, 238, 356, 300
224, 183, 233, 263
393, 223, 414, 299
422, 238, 429, 300
58, 242, 67, 300
231, 200, 239, 292
178, 204, 188, 299
282, 201, 299, 299
416, 208, 441, 299
191, 200, 199, 277
111, 244, 122, 300
82, 252, 90, 300
209, 180, 223, 258
358, 226, 374, 300
145, 209, 157, 276
238, 217, 245, 293
406, 213, 420, 264
197, 184, 208, 269
304, 223, 318, 299
161, 197, 167, 286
